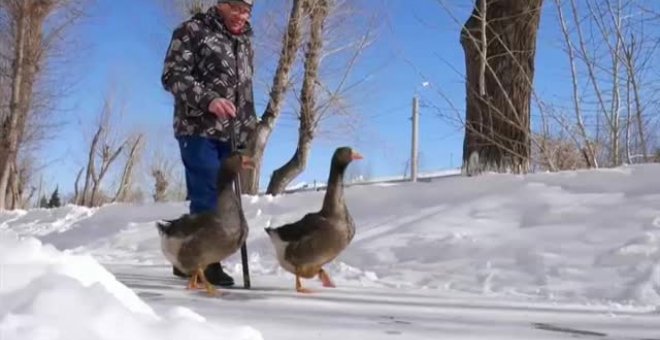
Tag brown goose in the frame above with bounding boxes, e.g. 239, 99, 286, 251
265, 146, 363, 293
157, 152, 254, 296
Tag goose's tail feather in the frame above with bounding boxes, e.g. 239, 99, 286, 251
156, 220, 172, 236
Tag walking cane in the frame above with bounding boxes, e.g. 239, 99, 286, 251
229, 119, 251, 289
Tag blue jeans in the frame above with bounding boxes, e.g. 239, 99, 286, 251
177, 136, 232, 214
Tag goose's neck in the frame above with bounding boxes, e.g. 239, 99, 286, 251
321, 162, 347, 216
216, 171, 237, 208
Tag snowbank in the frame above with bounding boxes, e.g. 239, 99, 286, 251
0, 230, 262, 340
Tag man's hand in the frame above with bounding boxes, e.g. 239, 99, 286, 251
208, 98, 236, 119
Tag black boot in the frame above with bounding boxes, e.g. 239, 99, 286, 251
203, 262, 235, 287
172, 263, 234, 287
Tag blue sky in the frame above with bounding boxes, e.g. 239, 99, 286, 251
37, 0, 651, 194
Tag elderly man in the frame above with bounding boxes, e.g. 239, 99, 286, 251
161, 0, 257, 287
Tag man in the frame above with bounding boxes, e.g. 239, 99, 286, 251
161, 0, 257, 287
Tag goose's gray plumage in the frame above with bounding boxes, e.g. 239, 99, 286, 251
157, 152, 254, 296
265, 146, 362, 293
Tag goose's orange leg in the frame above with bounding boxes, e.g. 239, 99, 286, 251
318, 268, 336, 288
198, 267, 223, 297
295, 274, 314, 294
186, 269, 201, 290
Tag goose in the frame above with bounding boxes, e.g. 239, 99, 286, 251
265, 146, 362, 293
157, 152, 254, 296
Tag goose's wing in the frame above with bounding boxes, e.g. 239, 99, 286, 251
270, 213, 328, 243
157, 213, 214, 238
275, 214, 344, 266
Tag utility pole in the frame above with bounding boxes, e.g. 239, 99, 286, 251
411, 95, 419, 182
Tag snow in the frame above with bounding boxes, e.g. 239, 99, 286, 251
285, 168, 462, 192
0, 230, 262, 340
2, 163, 660, 339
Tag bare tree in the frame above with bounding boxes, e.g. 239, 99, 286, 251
265, 0, 329, 194
242, 0, 308, 194
553, 0, 658, 167
112, 133, 144, 203
460, 0, 544, 176
75, 93, 138, 207
432, 0, 656, 174
146, 143, 180, 202
265, 0, 378, 194
301, 0, 379, 138
151, 169, 169, 202
0, 0, 42, 210
553, 0, 599, 168
613, 2, 656, 163
532, 131, 591, 171
0, 0, 86, 210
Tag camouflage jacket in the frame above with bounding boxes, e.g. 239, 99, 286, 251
161, 7, 258, 145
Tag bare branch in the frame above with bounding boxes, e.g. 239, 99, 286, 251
112, 134, 144, 203
554, 0, 599, 168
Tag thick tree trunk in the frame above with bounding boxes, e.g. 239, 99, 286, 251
241, 0, 306, 194
266, 0, 327, 195
7, 161, 20, 209
266, 0, 328, 195
0, 0, 55, 210
0, 2, 27, 210
265, 134, 313, 195
460, 0, 543, 175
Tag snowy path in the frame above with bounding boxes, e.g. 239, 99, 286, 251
110, 264, 660, 340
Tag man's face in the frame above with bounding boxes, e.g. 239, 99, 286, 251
217, 3, 251, 34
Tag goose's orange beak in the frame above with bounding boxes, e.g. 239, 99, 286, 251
351, 151, 363, 160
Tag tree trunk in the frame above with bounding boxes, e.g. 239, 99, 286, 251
266, 0, 327, 195
623, 61, 632, 164
624, 34, 648, 162
610, 3, 622, 166
113, 134, 143, 203
80, 123, 102, 206
73, 166, 83, 204
7, 161, 18, 209
0, 0, 58, 210
266, 134, 313, 195
90, 143, 125, 207
0, 2, 27, 210
554, 0, 598, 168
241, 0, 306, 194
460, 0, 543, 175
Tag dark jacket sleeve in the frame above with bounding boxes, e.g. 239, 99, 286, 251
161, 21, 219, 113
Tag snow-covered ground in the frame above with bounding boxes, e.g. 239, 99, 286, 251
285, 168, 461, 192
2, 164, 660, 339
